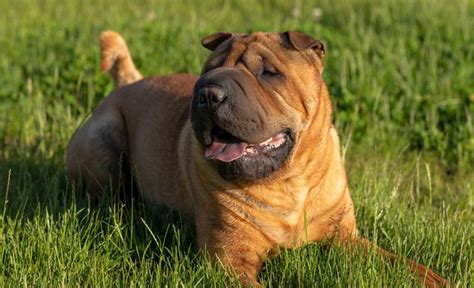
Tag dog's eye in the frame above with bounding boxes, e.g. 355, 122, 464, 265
261, 62, 280, 78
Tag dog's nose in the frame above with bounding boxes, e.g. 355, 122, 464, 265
198, 86, 226, 107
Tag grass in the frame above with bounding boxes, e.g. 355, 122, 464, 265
0, 0, 472, 286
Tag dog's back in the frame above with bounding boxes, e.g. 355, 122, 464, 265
67, 33, 199, 212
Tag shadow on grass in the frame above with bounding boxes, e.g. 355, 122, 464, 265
0, 157, 198, 269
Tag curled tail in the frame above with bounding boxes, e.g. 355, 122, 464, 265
100, 30, 143, 87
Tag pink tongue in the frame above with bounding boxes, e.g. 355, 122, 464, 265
205, 139, 248, 162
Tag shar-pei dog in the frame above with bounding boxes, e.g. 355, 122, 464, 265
66, 30, 448, 287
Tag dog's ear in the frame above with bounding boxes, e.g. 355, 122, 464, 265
201, 32, 235, 51
285, 31, 326, 58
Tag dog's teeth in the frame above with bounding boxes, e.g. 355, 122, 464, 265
263, 145, 273, 152
246, 146, 257, 154
259, 137, 274, 146
261, 137, 286, 152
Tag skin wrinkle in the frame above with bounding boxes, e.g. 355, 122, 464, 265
205, 35, 318, 129
281, 69, 314, 120
238, 50, 283, 123
307, 174, 346, 226
224, 42, 246, 67
311, 88, 328, 138
312, 194, 347, 228
301, 50, 321, 72
258, 40, 286, 69
271, 89, 301, 119
227, 178, 309, 223
230, 79, 267, 138
241, 47, 262, 74
227, 189, 271, 210
255, 82, 285, 120
296, 72, 317, 119
218, 199, 277, 245
203, 51, 228, 72
211, 41, 292, 134
222, 199, 295, 245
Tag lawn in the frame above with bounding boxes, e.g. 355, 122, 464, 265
0, 0, 472, 286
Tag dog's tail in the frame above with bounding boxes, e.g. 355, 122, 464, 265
100, 30, 143, 87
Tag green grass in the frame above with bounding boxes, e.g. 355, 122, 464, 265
0, 0, 472, 286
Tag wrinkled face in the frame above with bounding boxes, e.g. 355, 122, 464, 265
191, 31, 326, 180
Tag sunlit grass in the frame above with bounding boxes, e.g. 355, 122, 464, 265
1, 0, 472, 286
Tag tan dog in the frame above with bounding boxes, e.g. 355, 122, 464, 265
66, 31, 448, 287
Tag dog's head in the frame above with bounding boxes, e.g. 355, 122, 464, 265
191, 31, 327, 180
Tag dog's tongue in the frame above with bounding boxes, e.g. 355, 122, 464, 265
205, 138, 248, 162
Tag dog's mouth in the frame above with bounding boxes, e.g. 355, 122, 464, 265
191, 68, 295, 179
205, 126, 291, 163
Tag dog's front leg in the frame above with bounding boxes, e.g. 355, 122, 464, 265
195, 213, 270, 286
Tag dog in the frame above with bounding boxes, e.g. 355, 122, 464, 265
66, 30, 448, 287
